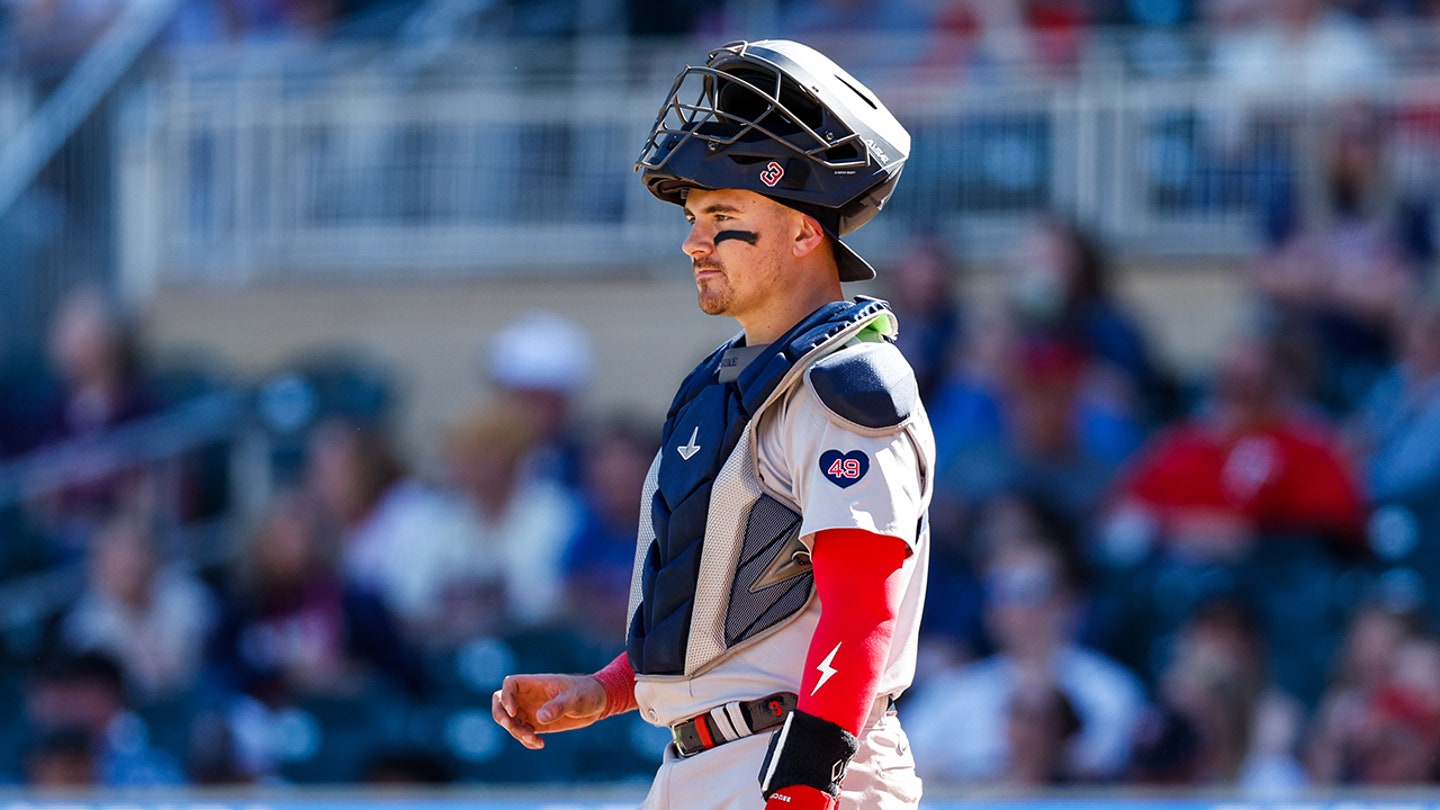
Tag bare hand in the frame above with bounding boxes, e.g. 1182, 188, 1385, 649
491, 672, 608, 749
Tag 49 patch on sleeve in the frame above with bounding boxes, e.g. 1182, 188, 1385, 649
819, 449, 869, 488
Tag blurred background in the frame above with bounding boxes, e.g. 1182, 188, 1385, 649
1, 0, 1440, 804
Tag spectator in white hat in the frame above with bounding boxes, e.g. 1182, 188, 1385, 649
484, 311, 594, 487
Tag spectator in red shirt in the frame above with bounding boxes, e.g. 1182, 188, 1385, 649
1104, 333, 1366, 564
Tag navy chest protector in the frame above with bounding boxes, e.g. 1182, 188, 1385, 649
627, 298, 892, 676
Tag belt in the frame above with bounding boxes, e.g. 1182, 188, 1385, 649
670, 691, 799, 758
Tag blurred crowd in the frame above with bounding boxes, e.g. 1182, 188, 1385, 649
890, 141, 1440, 788
2, 107, 1440, 789
5, 0, 1440, 63
0, 287, 673, 787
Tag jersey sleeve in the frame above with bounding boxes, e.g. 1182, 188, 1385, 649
767, 382, 929, 553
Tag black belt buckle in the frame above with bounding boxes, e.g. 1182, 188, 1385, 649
672, 718, 708, 758
670, 691, 799, 758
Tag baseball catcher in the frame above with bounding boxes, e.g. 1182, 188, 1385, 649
493, 39, 932, 810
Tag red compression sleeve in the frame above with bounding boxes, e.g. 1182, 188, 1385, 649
592, 652, 638, 719
798, 528, 908, 735
765, 784, 838, 810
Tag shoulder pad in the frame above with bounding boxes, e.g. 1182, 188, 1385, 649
804, 341, 918, 431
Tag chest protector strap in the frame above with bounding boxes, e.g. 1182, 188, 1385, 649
627, 298, 892, 676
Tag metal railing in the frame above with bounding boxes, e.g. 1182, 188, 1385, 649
105, 29, 1440, 286
0, 390, 249, 508
0, 0, 181, 220
0, 0, 183, 364
0, 389, 258, 644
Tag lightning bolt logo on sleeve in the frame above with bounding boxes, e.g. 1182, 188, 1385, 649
811, 642, 842, 696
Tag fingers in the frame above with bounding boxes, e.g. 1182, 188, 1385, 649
536, 692, 572, 724
496, 676, 520, 716
491, 679, 545, 750
491, 674, 607, 748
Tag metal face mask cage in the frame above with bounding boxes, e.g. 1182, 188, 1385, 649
635, 44, 871, 175
634, 39, 910, 281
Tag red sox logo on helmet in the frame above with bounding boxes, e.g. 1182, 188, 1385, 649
759, 161, 785, 187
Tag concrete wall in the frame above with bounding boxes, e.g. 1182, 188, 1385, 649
139, 260, 1248, 472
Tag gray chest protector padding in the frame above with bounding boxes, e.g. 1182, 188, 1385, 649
628, 298, 894, 676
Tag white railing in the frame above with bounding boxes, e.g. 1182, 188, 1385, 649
0, 0, 181, 219
114, 32, 1440, 289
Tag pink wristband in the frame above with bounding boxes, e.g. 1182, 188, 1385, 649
592, 652, 638, 719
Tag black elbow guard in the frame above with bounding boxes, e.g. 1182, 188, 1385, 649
757, 709, 860, 799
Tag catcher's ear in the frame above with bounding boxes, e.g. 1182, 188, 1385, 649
793, 214, 827, 259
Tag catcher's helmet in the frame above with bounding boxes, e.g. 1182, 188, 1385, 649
636, 39, 910, 282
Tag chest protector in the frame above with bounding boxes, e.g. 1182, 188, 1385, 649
627, 298, 893, 676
